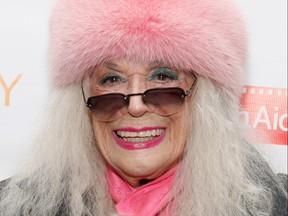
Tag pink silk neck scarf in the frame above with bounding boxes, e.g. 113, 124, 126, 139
107, 165, 178, 216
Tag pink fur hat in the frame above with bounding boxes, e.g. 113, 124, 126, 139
50, 0, 247, 95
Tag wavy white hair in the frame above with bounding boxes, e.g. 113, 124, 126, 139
0, 77, 286, 215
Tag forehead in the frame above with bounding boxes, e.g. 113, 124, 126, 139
103, 59, 168, 71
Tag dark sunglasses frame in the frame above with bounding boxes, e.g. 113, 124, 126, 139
81, 73, 197, 113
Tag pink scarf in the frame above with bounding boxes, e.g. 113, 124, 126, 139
107, 165, 178, 216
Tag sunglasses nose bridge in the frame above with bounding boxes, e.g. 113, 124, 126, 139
126, 93, 146, 104
125, 92, 150, 117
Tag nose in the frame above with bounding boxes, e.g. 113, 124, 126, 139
127, 94, 150, 117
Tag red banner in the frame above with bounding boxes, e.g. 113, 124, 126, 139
240, 86, 287, 145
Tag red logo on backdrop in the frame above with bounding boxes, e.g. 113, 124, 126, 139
240, 86, 287, 145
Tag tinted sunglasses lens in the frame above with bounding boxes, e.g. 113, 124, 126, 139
88, 94, 126, 121
145, 88, 185, 115
87, 88, 186, 120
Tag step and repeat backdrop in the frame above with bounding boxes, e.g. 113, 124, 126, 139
0, 0, 287, 180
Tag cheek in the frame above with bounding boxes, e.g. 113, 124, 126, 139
169, 106, 190, 151
91, 117, 112, 158
167, 127, 187, 161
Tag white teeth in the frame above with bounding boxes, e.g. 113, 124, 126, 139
116, 129, 164, 140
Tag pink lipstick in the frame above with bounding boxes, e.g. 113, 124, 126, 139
112, 127, 166, 150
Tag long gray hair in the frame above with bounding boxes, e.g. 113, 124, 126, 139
0, 77, 286, 215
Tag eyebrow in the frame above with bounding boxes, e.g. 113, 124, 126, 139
147, 61, 164, 69
104, 62, 120, 70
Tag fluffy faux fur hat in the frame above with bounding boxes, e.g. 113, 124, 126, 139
50, 0, 247, 95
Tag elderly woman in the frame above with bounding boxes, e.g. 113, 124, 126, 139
0, 0, 287, 215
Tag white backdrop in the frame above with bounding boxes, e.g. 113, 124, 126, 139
0, 0, 287, 181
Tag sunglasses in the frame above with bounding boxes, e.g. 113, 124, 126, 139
82, 76, 197, 122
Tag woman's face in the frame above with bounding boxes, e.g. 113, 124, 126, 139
89, 59, 195, 187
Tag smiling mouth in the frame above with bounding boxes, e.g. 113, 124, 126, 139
115, 128, 165, 142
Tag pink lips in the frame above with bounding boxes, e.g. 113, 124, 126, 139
112, 127, 166, 150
